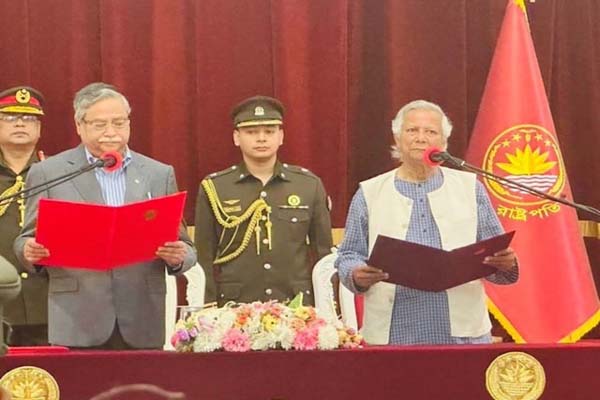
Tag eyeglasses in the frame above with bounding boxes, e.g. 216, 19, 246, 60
0, 114, 40, 123
82, 117, 130, 133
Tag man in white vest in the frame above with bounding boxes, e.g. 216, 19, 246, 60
335, 100, 518, 345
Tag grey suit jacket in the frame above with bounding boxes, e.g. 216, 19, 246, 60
14, 145, 196, 348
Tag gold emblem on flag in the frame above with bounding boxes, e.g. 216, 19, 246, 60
486, 351, 545, 400
0, 366, 60, 400
482, 124, 566, 222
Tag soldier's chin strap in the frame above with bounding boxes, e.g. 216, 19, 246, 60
201, 178, 272, 264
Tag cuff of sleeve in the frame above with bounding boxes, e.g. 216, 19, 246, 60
338, 263, 368, 294
167, 262, 184, 274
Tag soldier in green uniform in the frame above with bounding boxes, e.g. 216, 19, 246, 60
195, 95, 333, 306
0, 86, 48, 345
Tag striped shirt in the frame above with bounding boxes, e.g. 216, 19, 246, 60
85, 148, 132, 206
336, 169, 519, 345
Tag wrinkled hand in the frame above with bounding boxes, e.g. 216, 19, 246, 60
23, 238, 50, 264
352, 265, 389, 291
483, 247, 517, 272
156, 241, 187, 267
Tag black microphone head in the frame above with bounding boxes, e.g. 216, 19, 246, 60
423, 147, 446, 166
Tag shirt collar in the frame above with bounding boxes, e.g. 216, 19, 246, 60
235, 160, 290, 183
0, 148, 40, 175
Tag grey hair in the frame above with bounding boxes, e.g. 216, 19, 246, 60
390, 99, 452, 160
73, 82, 131, 123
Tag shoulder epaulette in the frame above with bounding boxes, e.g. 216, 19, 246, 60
205, 165, 241, 180
281, 163, 319, 180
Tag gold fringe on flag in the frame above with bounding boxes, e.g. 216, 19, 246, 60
487, 298, 600, 344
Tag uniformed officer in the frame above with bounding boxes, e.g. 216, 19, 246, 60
0, 86, 48, 345
195, 95, 333, 306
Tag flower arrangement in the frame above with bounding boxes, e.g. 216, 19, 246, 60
171, 294, 363, 352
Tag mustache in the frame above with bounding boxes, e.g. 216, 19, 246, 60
98, 138, 123, 143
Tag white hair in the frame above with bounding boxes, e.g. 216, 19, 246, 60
73, 82, 131, 123
390, 99, 452, 160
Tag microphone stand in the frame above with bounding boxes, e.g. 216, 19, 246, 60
439, 153, 600, 219
0, 160, 104, 207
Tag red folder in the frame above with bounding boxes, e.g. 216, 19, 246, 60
367, 231, 515, 291
35, 192, 186, 270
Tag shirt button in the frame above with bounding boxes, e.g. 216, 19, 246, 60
262, 238, 269, 244
261, 216, 267, 221
283, 163, 289, 168
419, 198, 424, 202
421, 214, 425, 218
305, 290, 311, 295
260, 191, 267, 198
220, 293, 225, 298
264, 263, 272, 270
265, 288, 273, 295
239, 174, 245, 179
418, 184, 422, 188
291, 217, 298, 223
20, 272, 28, 279
423, 229, 427, 233
231, 165, 237, 170
280, 173, 286, 178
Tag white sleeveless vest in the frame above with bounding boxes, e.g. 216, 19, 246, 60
359, 167, 491, 344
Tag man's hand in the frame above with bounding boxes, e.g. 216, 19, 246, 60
483, 247, 517, 272
352, 265, 389, 290
156, 241, 188, 267
23, 238, 50, 264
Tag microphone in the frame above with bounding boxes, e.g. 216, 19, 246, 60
420, 146, 600, 219
423, 147, 453, 166
100, 151, 123, 172
0, 150, 124, 207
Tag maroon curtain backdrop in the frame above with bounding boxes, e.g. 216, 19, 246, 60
1, 1, 599, 282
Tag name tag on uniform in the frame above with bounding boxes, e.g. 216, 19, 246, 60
280, 194, 309, 209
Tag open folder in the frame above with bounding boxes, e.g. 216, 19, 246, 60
35, 192, 186, 270
367, 231, 515, 292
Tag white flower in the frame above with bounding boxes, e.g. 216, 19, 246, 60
250, 331, 277, 351
193, 332, 222, 352
277, 325, 295, 350
317, 325, 339, 350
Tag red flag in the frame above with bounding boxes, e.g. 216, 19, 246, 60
466, 0, 600, 343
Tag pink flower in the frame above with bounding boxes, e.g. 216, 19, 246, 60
293, 328, 319, 350
177, 329, 190, 342
307, 318, 326, 329
170, 334, 179, 348
221, 328, 251, 352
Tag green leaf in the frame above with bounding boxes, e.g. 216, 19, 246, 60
288, 292, 304, 309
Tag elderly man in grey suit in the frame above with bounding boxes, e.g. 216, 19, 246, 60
14, 82, 196, 350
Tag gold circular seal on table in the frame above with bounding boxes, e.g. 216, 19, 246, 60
0, 366, 60, 400
486, 352, 545, 400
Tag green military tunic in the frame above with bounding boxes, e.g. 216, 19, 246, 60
195, 161, 332, 306
0, 151, 48, 342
